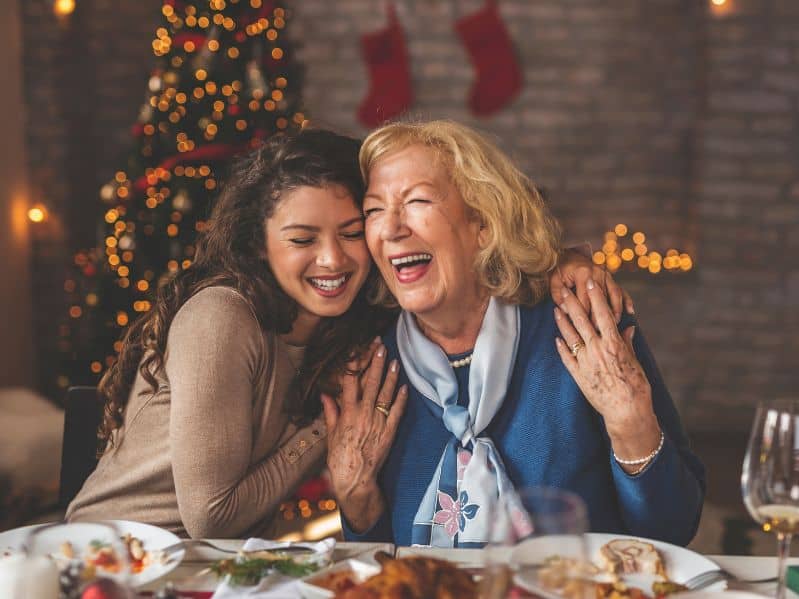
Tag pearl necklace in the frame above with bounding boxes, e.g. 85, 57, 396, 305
449, 354, 473, 368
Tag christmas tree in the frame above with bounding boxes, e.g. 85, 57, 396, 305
59, 0, 306, 389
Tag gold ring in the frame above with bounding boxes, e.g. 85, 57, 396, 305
375, 404, 390, 417
569, 341, 585, 357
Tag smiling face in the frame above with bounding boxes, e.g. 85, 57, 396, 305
265, 184, 371, 342
363, 144, 487, 325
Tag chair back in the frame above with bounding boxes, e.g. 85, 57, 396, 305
58, 386, 103, 508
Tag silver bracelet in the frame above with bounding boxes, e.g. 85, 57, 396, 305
613, 430, 665, 466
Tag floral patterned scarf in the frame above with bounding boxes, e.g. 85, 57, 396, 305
397, 297, 521, 547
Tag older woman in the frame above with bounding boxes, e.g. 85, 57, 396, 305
322, 120, 704, 548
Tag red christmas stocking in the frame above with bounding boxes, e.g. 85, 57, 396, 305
357, 4, 413, 128
455, 0, 522, 117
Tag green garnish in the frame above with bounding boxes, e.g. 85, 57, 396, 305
89, 539, 109, 550
210, 556, 320, 586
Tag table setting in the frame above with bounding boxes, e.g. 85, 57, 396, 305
2, 400, 799, 598
0, 521, 795, 598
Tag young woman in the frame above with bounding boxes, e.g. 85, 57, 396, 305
66, 130, 393, 538
67, 127, 623, 538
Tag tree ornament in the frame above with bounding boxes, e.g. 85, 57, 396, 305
246, 60, 267, 97
455, 0, 522, 117
118, 235, 135, 251
100, 184, 116, 202
172, 189, 192, 212
357, 3, 412, 127
148, 74, 163, 93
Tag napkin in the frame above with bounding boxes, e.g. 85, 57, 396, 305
210, 538, 335, 599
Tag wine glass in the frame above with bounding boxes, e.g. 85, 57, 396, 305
483, 486, 590, 599
741, 398, 799, 599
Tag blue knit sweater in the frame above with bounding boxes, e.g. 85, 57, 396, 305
344, 299, 705, 547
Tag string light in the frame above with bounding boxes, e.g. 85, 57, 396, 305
709, 0, 733, 17
53, 0, 75, 17
60, 1, 304, 412
592, 224, 694, 275
27, 204, 48, 223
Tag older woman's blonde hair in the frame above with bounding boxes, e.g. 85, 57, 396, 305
360, 120, 562, 307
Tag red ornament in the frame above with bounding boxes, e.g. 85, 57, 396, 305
83, 264, 97, 277
455, 0, 522, 116
172, 32, 207, 49
80, 578, 128, 599
294, 476, 330, 503
357, 3, 413, 127
131, 123, 144, 137
235, 31, 247, 43
228, 104, 241, 116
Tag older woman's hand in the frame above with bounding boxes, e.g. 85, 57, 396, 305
321, 340, 408, 533
549, 248, 634, 323
553, 280, 661, 474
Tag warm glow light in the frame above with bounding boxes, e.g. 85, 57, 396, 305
621, 248, 634, 261
54, 0, 75, 17
27, 204, 48, 223
711, 0, 726, 5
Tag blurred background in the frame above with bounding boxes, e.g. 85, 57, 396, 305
1, 0, 796, 554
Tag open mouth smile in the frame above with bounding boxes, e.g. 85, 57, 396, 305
389, 253, 433, 284
307, 273, 352, 297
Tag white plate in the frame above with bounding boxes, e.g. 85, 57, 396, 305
0, 520, 185, 587
514, 533, 725, 595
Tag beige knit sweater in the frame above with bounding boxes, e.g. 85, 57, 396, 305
66, 286, 327, 538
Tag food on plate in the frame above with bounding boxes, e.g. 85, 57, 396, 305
335, 551, 477, 599
311, 568, 359, 593
86, 541, 123, 573
121, 533, 164, 573
598, 539, 665, 577
651, 580, 688, 597
210, 553, 320, 585
538, 555, 601, 597
595, 581, 652, 599
57, 534, 167, 576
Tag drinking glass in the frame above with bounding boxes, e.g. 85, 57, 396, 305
483, 486, 590, 599
742, 399, 799, 599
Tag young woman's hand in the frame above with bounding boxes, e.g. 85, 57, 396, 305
553, 281, 661, 474
321, 339, 408, 532
549, 247, 634, 323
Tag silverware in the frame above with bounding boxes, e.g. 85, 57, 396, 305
159, 539, 314, 559
683, 568, 777, 590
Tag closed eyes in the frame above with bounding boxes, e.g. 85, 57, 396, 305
288, 230, 364, 245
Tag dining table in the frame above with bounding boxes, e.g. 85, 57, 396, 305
136, 539, 799, 597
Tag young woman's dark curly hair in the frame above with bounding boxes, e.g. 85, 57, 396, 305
97, 128, 396, 450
